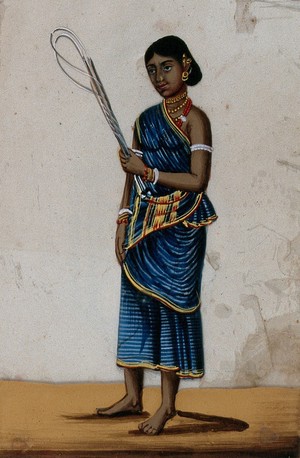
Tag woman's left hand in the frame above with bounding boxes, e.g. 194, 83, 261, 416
119, 149, 144, 176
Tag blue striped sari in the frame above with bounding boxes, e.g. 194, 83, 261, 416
117, 102, 217, 378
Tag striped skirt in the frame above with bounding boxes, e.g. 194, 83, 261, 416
116, 227, 206, 378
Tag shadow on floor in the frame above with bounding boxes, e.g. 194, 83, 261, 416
63, 409, 249, 435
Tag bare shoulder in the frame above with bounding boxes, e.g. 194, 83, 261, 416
189, 105, 211, 130
187, 105, 212, 145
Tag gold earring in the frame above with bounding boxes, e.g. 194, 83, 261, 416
182, 54, 192, 67
182, 71, 189, 82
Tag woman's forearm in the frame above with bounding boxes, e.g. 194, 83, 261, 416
156, 169, 209, 193
152, 151, 211, 193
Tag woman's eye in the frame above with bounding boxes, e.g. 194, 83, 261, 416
163, 65, 172, 72
147, 68, 156, 75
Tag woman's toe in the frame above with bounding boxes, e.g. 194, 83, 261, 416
142, 423, 149, 433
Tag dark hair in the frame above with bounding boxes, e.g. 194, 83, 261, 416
144, 35, 202, 86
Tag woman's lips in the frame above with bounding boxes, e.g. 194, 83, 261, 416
157, 83, 167, 91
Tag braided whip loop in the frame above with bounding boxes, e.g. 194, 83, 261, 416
50, 27, 130, 158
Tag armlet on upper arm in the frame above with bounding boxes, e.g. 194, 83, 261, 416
190, 144, 213, 153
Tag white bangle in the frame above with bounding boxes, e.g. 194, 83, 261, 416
190, 144, 214, 153
153, 168, 159, 185
131, 148, 143, 158
118, 208, 133, 216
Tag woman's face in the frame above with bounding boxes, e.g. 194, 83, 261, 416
146, 53, 185, 98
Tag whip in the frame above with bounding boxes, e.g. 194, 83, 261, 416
50, 27, 129, 157
50, 27, 146, 192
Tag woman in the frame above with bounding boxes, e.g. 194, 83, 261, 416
97, 36, 217, 435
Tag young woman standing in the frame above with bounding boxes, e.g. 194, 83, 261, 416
97, 35, 217, 435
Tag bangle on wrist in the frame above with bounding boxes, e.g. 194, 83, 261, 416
153, 168, 159, 185
118, 207, 133, 216
117, 219, 128, 225
142, 166, 149, 182
117, 213, 129, 225
142, 166, 155, 182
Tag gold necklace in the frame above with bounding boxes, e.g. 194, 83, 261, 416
165, 91, 187, 105
167, 96, 188, 114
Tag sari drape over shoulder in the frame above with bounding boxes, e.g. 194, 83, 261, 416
123, 103, 217, 313
117, 102, 217, 378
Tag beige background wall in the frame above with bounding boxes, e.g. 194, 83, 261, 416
0, 0, 299, 387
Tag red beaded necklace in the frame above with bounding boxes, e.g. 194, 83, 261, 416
173, 97, 192, 128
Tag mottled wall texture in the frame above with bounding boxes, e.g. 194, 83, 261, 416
0, 0, 299, 387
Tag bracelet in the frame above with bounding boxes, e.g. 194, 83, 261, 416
117, 213, 129, 225
117, 219, 128, 225
118, 207, 133, 216
142, 166, 154, 182
148, 168, 154, 182
153, 168, 159, 185
131, 148, 143, 158
117, 218, 128, 225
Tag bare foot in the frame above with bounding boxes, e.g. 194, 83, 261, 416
138, 406, 176, 435
96, 395, 142, 417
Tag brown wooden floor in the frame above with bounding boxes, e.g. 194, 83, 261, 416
0, 382, 299, 457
